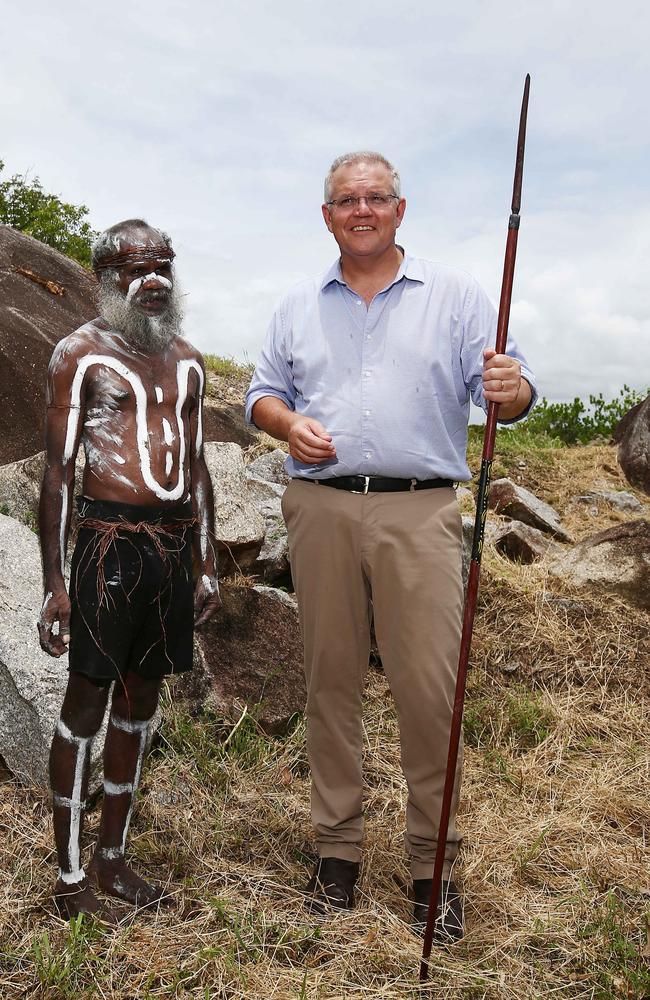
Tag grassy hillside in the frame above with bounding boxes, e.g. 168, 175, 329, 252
1, 416, 648, 998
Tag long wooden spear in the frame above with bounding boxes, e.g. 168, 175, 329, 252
419, 73, 531, 981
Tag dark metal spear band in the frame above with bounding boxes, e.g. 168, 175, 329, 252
419, 73, 531, 981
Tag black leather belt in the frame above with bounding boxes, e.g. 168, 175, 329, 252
296, 475, 454, 495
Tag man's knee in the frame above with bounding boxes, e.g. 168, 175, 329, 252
59, 672, 111, 738
111, 672, 161, 721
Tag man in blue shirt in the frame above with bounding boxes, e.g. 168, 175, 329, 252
246, 151, 536, 940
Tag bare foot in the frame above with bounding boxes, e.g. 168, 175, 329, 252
88, 855, 175, 911
53, 877, 118, 925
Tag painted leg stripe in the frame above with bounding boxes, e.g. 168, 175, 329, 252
56, 719, 92, 747
110, 714, 152, 734
53, 793, 87, 810
104, 780, 133, 795
97, 846, 124, 860
58, 868, 86, 884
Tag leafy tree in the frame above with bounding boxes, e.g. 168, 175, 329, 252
0, 160, 98, 267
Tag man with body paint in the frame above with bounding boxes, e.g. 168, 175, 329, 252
38, 219, 221, 922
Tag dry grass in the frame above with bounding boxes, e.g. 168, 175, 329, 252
1, 443, 649, 999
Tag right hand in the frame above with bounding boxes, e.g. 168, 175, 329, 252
287, 416, 336, 465
38, 588, 71, 657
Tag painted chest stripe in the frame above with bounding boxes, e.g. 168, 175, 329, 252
63, 356, 204, 502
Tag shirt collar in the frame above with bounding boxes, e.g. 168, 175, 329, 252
320, 248, 425, 293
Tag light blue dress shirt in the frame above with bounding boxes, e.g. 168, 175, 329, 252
245, 252, 537, 482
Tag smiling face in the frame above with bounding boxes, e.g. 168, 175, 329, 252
322, 161, 406, 263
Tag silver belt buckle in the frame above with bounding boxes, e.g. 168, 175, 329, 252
351, 475, 370, 495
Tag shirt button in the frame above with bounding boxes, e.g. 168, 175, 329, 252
363, 370, 370, 377
365, 334, 371, 340
356, 299, 363, 305
364, 452, 371, 459
364, 409, 371, 416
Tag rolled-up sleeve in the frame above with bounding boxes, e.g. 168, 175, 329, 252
245, 305, 297, 427
460, 278, 538, 424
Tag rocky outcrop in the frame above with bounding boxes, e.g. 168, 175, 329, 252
0, 513, 108, 789
489, 478, 573, 542
550, 520, 650, 609
574, 490, 643, 514
178, 584, 305, 733
615, 395, 650, 496
247, 448, 290, 486
203, 399, 259, 448
0, 227, 98, 465
203, 442, 266, 575
494, 520, 561, 564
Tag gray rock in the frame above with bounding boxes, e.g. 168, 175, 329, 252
204, 442, 266, 575
488, 478, 573, 542
494, 520, 560, 564
247, 448, 290, 486
245, 471, 285, 504
178, 583, 305, 734
0, 513, 109, 789
550, 519, 650, 609
0, 451, 85, 541
615, 395, 650, 496
575, 490, 643, 513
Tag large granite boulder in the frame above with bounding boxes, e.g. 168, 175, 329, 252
204, 442, 266, 575
488, 478, 573, 542
615, 395, 650, 496
0, 227, 97, 465
0, 513, 108, 789
550, 520, 650, 609
178, 583, 305, 733
0, 451, 85, 537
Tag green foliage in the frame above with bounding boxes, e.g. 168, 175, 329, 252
30, 916, 102, 996
0, 159, 98, 267
520, 385, 648, 445
464, 689, 556, 752
203, 354, 254, 379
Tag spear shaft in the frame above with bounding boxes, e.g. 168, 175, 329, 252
419, 74, 531, 981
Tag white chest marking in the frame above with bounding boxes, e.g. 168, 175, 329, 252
155, 386, 163, 403
64, 356, 204, 502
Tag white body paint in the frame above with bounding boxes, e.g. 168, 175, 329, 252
165, 452, 173, 476
59, 483, 68, 575
126, 272, 173, 303
104, 779, 134, 795
155, 386, 163, 403
161, 418, 174, 445
109, 713, 152, 852
55, 719, 92, 882
63, 356, 204, 502
201, 574, 218, 595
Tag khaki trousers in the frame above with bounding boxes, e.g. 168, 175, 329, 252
281, 479, 464, 879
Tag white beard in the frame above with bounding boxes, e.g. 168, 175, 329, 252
97, 273, 184, 352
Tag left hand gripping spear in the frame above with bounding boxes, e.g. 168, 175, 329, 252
419, 73, 531, 981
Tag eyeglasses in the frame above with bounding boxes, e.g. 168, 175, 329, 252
326, 193, 399, 211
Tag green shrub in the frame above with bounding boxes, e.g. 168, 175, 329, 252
519, 385, 647, 445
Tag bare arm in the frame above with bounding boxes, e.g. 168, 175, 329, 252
252, 396, 336, 465
38, 343, 85, 656
189, 358, 221, 626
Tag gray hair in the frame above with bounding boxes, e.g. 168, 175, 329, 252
91, 218, 173, 271
324, 151, 401, 203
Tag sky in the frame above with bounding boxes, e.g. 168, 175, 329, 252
1, 0, 649, 405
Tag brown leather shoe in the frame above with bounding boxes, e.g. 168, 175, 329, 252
304, 857, 360, 915
412, 879, 464, 942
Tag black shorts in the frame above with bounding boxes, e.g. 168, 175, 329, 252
69, 497, 195, 683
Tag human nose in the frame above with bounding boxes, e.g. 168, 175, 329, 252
353, 196, 372, 213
